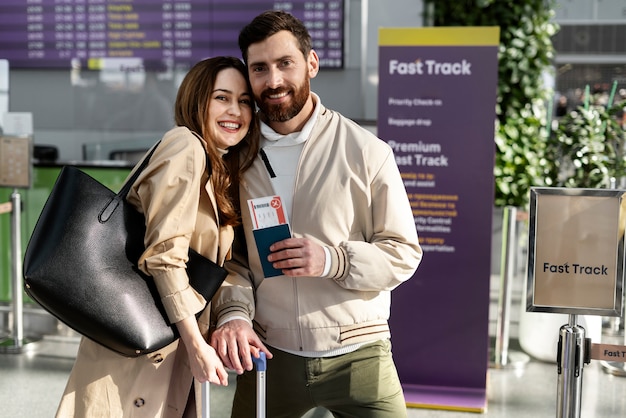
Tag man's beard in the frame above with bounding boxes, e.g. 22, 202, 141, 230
258, 77, 310, 122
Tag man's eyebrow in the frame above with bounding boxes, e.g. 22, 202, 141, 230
249, 55, 294, 67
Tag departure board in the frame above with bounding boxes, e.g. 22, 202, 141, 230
0, 0, 344, 70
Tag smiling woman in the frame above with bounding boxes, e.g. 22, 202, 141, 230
54, 56, 260, 418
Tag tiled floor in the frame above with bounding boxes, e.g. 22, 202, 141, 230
3, 333, 626, 417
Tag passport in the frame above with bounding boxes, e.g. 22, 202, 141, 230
248, 196, 291, 278
252, 223, 292, 278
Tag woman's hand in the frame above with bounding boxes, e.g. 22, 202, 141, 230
176, 316, 229, 386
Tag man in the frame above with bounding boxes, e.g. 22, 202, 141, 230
211, 10, 422, 418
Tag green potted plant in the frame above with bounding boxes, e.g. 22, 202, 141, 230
423, 0, 559, 209
547, 98, 626, 189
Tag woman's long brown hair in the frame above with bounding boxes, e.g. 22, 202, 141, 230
174, 56, 260, 226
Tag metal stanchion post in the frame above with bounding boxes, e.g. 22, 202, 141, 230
490, 206, 529, 369
556, 315, 588, 418
600, 176, 626, 375
601, 300, 626, 375
603, 177, 622, 337
0, 190, 36, 353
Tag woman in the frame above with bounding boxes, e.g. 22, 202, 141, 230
56, 56, 260, 417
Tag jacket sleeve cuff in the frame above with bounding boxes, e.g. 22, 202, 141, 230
213, 302, 253, 326
153, 269, 207, 324
323, 245, 349, 280
216, 314, 253, 328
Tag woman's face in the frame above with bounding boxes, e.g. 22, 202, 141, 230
206, 68, 254, 149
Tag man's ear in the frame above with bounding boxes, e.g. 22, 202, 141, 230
307, 50, 320, 79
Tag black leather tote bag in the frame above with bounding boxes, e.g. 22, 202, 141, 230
23, 143, 227, 357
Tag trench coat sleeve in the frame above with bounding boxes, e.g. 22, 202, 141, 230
212, 227, 256, 324
130, 128, 207, 323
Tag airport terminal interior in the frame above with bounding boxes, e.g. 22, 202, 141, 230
2, 0, 626, 417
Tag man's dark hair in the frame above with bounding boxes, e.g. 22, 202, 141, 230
238, 10, 312, 64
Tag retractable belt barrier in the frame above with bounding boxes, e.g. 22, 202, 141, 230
0, 135, 35, 353
0, 191, 37, 353
527, 187, 626, 418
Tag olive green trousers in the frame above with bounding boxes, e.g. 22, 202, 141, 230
231, 339, 407, 418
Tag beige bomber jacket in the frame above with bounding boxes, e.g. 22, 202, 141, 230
213, 104, 423, 352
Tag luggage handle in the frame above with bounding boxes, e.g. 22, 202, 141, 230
202, 352, 267, 418
252, 352, 267, 418
252, 351, 267, 371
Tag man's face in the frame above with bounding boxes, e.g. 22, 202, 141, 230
246, 30, 318, 123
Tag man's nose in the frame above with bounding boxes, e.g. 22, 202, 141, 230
266, 67, 283, 89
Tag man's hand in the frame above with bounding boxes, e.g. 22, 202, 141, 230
210, 319, 273, 374
268, 237, 325, 277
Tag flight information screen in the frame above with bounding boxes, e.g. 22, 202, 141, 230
0, 0, 344, 70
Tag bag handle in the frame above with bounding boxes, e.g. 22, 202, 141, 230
99, 141, 161, 223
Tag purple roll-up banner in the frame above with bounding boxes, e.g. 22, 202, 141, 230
378, 27, 500, 412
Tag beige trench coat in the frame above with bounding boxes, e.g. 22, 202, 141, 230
56, 127, 233, 418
